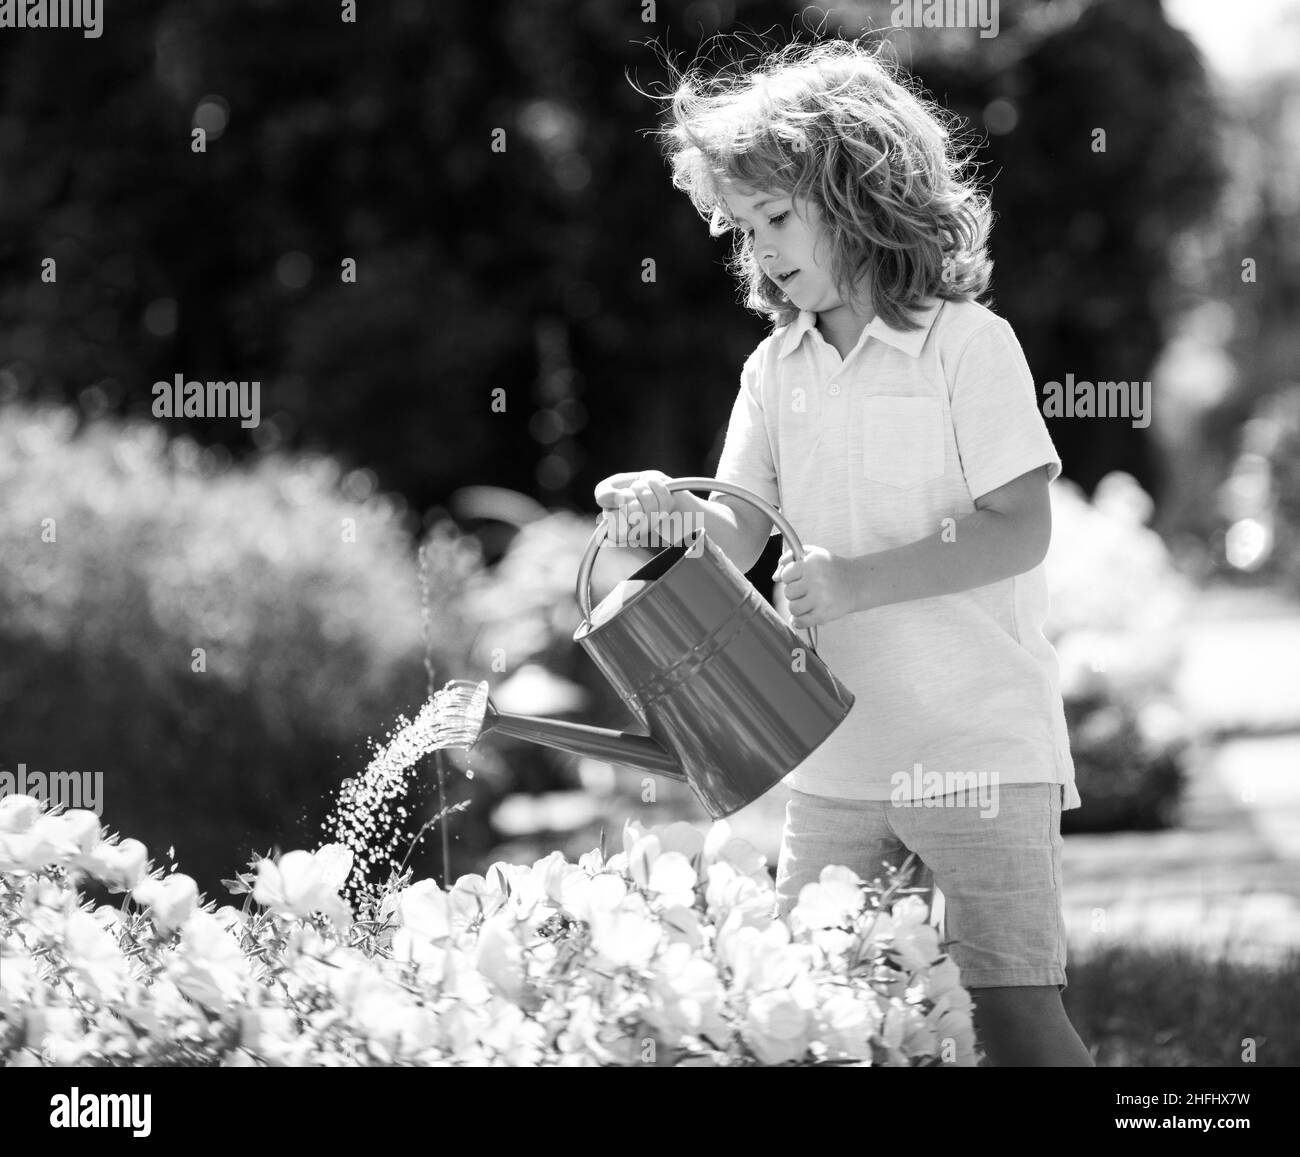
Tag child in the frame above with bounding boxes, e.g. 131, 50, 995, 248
595, 40, 1093, 1066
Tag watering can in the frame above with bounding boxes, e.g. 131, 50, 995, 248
453, 477, 855, 819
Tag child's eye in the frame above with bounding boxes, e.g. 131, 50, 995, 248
769, 212, 788, 226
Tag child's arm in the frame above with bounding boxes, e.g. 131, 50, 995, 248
778, 465, 1052, 627
849, 464, 1052, 610
594, 470, 773, 572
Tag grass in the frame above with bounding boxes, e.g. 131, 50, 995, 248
1063, 941, 1300, 1066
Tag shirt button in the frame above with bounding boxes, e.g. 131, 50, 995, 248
828, 383, 841, 396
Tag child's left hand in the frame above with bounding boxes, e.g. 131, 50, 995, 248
774, 546, 858, 629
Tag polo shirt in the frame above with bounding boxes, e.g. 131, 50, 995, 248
711, 296, 1081, 808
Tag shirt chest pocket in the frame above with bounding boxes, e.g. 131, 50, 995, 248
861, 395, 946, 488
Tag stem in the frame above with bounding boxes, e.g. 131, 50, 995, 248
435, 748, 452, 888
398, 818, 435, 879
859, 852, 920, 945
417, 536, 454, 888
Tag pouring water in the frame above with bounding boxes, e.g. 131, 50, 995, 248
320, 680, 490, 901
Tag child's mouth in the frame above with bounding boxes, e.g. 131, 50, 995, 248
776, 270, 799, 286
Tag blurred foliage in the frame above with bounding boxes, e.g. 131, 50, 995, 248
0, 0, 1266, 874
1065, 942, 1300, 1066
0, 403, 485, 894
0, 0, 1227, 516
1045, 474, 1193, 831
1162, 62, 1300, 545
1258, 387, 1300, 590
1213, 383, 1300, 586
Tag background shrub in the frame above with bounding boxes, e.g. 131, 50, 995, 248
0, 404, 483, 893
1045, 475, 1193, 832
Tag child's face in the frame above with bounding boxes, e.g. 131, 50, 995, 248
719, 182, 843, 312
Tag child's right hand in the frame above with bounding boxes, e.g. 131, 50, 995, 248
594, 469, 676, 545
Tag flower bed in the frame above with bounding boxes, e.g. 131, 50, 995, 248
0, 796, 976, 1067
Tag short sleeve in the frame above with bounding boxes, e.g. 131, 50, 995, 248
710, 347, 781, 532
948, 320, 1062, 500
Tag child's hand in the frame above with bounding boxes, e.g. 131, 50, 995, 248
774, 546, 858, 628
594, 469, 676, 545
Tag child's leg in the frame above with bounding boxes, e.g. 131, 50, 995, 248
968, 985, 1094, 1066
888, 782, 1094, 1066
773, 788, 931, 921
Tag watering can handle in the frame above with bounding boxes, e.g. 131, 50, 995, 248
575, 475, 819, 652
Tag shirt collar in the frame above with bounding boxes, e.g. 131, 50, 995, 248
777, 297, 945, 361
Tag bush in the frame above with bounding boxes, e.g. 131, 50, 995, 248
1220, 383, 1300, 585
1045, 474, 1193, 832
0, 403, 483, 894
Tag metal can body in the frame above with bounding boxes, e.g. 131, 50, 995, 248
574, 528, 855, 818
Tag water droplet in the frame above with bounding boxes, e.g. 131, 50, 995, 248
319, 680, 488, 888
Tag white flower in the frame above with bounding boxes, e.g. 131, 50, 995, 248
395, 879, 450, 942
534, 850, 577, 903
644, 941, 727, 1043
792, 866, 866, 931
899, 1002, 937, 1059
212, 905, 246, 934
133, 873, 200, 934
655, 821, 706, 862
391, 927, 447, 975
169, 910, 253, 1013
446, 872, 504, 934
929, 1003, 978, 1066
888, 900, 941, 974
589, 894, 662, 969
63, 908, 130, 1001
26, 1004, 90, 1065
704, 862, 774, 926
646, 851, 697, 908
743, 989, 809, 1064
562, 872, 627, 924
0, 936, 40, 1013
349, 976, 421, 1060
626, 831, 662, 889
0, 827, 63, 872
474, 912, 526, 999
42, 809, 102, 855
79, 838, 149, 892
701, 823, 769, 883
816, 989, 882, 1060
480, 1000, 546, 1065
660, 904, 702, 950
253, 849, 353, 931
312, 843, 354, 892
924, 956, 964, 1000
0, 794, 41, 834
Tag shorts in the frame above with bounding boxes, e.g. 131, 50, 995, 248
774, 782, 1068, 989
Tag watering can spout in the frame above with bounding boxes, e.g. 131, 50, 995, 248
450, 681, 688, 782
